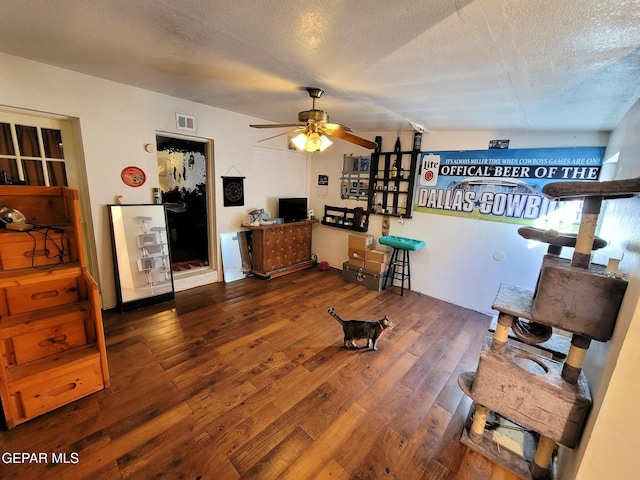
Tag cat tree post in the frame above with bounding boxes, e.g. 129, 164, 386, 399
562, 334, 592, 384
560, 195, 601, 384
468, 312, 514, 443
570, 196, 601, 268
529, 195, 601, 477
469, 405, 489, 444
531, 435, 557, 479
491, 313, 514, 355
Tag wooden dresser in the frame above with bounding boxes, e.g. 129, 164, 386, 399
0, 186, 109, 428
242, 220, 318, 279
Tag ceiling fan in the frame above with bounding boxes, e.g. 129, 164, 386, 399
250, 87, 377, 152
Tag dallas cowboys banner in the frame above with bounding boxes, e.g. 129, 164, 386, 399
414, 147, 605, 226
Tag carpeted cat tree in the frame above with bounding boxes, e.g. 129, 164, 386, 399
458, 177, 639, 479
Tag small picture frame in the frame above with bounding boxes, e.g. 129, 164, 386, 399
489, 139, 510, 149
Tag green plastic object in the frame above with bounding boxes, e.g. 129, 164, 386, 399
378, 235, 425, 251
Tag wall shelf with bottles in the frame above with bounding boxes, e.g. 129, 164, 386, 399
367, 141, 419, 218
321, 205, 369, 232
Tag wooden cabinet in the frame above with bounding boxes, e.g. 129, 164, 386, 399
243, 220, 317, 279
0, 186, 109, 428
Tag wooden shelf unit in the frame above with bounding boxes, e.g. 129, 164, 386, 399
321, 205, 369, 232
0, 186, 109, 428
135, 223, 172, 288
367, 149, 419, 218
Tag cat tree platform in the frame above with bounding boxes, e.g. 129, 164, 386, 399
517, 226, 608, 253
532, 256, 627, 341
462, 338, 591, 448
458, 392, 554, 480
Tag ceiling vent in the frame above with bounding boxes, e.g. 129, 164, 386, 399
176, 113, 195, 131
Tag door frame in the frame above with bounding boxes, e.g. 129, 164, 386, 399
155, 130, 218, 290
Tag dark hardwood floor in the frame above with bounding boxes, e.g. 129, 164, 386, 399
0, 267, 510, 479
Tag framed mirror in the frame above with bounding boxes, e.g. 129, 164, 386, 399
108, 204, 175, 312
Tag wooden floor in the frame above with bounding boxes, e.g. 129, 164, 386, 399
0, 267, 518, 479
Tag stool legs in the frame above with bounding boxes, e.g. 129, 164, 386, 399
383, 248, 411, 296
399, 249, 410, 296
383, 248, 398, 291
405, 250, 411, 293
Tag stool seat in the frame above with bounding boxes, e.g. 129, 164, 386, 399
379, 236, 426, 296
378, 235, 426, 251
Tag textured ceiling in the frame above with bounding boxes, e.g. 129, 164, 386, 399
1, 0, 639, 133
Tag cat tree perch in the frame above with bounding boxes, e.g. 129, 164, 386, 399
458, 176, 639, 479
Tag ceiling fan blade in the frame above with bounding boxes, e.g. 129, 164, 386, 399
257, 128, 302, 142
328, 129, 377, 149
250, 123, 301, 129
322, 123, 354, 133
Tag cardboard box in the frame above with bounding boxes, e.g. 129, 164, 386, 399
367, 249, 389, 264
348, 248, 368, 259
348, 234, 374, 251
348, 257, 365, 269
365, 260, 389, 273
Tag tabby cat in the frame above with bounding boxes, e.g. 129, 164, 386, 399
327, 307, 394, 350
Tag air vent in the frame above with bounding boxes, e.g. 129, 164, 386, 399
176, 113, 195, 131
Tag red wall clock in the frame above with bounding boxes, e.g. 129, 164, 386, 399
121, 166, 146, 187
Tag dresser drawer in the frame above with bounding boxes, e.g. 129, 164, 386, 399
0, 231, 70, 271
9, 355, 104, 421
3, 311, 89, 366
4, 276, 80, 315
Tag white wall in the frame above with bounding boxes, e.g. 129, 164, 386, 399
299, 130, 608, 314
558, 99, 640, 480
0, 52, 309, 309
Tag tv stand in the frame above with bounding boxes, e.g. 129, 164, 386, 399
241, 220, 318, 279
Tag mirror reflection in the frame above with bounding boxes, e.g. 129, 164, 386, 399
108, 204, 174, 311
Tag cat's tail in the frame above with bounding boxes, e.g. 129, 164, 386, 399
327, 307, 344, 324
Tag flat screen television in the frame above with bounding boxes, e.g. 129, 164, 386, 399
278, 197, 308, 223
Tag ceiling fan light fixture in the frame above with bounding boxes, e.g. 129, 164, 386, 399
291, 132, 332, 152
291, 132, 309, 151
306, 133, 323, 151
319, 134, 333, 152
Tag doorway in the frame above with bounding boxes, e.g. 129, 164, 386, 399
156, 134, 213, 274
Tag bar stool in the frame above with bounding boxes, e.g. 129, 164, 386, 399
378, 235, 426, 296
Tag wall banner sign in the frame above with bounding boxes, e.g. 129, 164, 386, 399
222, 176, 245, 207
414, 147, 605, 226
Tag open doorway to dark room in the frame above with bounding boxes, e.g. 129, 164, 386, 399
156, 135, 210, 273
